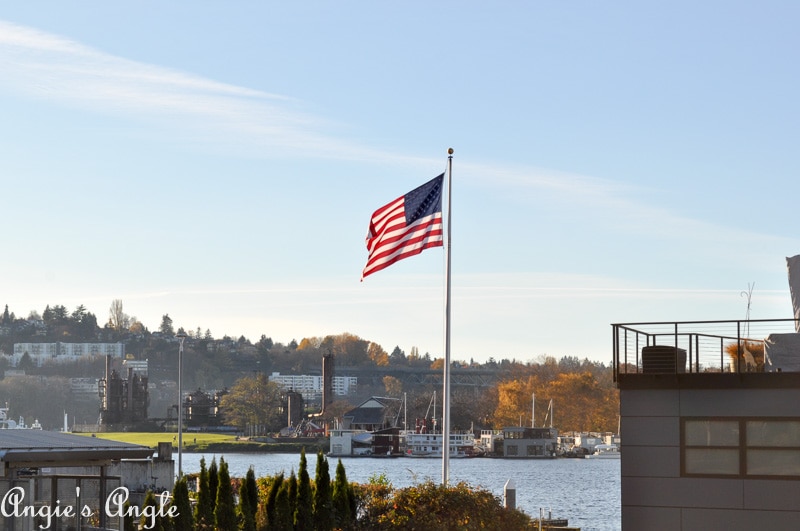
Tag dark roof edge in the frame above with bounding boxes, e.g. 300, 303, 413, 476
617, 372, 800, 390
1, 447, 154, 463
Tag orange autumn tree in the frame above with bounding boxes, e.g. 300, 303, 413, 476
382, 375, 403, 397
544, 372, 619, 432
368, 342, 390, 366
490, 370, 619, 433
492, 375, 544, 428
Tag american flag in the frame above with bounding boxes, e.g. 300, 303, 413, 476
361, 174, 444, 280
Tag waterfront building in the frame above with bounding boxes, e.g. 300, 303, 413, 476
614, 318, 800, 529
329, 396, 403, 456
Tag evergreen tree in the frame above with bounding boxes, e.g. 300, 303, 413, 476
287, 471, 298, 520
208, 457, 219, 515
273, 476, 294, 531
258, 335, 273, 350
160, 313, 174, 335
332, 459, 355, 529
141, 490, 167, 531
239, 468, 257, 531
215, 457, 237, 530
294, 449, 313, 531
312, 452, 334, 530
42, 305, 53, 324
122, 500, 135, 531
195, 457, 214, 529
17, 352, 34, 372
265, 473, 284, 528
244, 466, 258, 525
171, 476, 193, 531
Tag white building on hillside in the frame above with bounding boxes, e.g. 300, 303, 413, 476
269, 372, 357, 401
12, 342, 125, 367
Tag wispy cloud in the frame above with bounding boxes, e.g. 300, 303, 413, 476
0, 20, 634, 188
2, 19, 798, 263
0, 20, 369, 158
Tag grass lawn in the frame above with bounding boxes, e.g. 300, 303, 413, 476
75, 432, 328, 455
76, 431, 237, 449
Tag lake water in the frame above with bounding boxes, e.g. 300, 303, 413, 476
180, 452, 621, 531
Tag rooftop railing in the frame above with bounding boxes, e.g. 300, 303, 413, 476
612, 318, 800, 381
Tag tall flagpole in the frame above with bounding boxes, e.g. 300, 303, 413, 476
442, 148, 454, 485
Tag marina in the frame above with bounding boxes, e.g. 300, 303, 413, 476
326, 392, 610, 459
328, 423, 613, 459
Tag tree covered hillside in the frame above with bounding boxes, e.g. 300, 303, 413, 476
0, 301, 618, 433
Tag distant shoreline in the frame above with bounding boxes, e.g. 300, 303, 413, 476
185, 440, 329, 455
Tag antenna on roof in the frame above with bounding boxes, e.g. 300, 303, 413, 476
741, 282, 755, 337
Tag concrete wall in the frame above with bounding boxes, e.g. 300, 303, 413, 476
620, 387, 800, 530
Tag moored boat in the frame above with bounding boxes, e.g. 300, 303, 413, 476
499, 426, 559, 458
404, 425, 475, 458
585, 443, 620, 459
0, 406, 42, 430
402, 391, 476, 458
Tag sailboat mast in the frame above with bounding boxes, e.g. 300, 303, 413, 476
404, 392, 407, 433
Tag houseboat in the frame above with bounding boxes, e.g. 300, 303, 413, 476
499, 426, 559, 458
404, 417, 475, 458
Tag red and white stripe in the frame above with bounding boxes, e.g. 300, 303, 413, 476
361, 196, 443, 280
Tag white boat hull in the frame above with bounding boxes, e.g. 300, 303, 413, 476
585, 444, 620, 459
403, 430, 475, 458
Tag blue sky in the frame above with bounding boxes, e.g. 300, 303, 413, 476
2, 3, 800, 364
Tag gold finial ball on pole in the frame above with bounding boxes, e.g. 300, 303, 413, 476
448, 148, 454, 155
